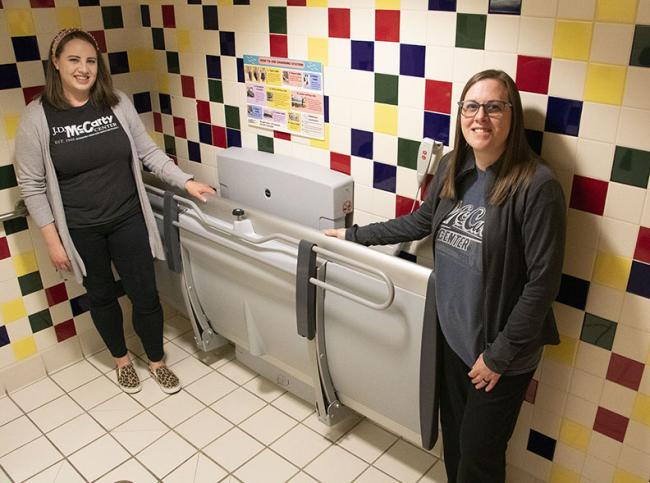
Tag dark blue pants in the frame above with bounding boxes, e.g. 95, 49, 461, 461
69, 211, 164, 363
440, 336, 533, 483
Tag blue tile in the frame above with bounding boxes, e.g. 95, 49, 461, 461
206, 55, 221, 79
627, 261, 650, 299
152, 28, 165, 50
233, 0, 250, 4
324, 95, 329, 123
159, 93, 172, 115
227, 128, 242, 148
0, 325, 8, 347
423, 111, 450, 146
398, 251, 417, 262
0, 64, 21, 89
203, 5, 218, 30
188, 0, 201, 4
188, 140, 201, 162
556, 273, 590, 310
400, 44, 426, 77
108, 51, 129, 75
526, 129, 543, 155
237, 57, 245, 83
133, 92, 151, 113
199, 122, 212, 145
69, 294, 90, 317
428, 0, 456, 11
545, 97, 582, 137
12, 36, 40, 62
140, 5, 150, 27
220, 31, 236, 57
351, 128, 373, 159
351, 40, 374, 72
373, 162, 397, 193
527, 430, 556, 461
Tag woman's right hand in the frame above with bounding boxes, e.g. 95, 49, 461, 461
323, 228, 346, 239
47, 240, 71, 272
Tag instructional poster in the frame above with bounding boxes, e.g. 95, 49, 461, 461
243, 55, 325, 140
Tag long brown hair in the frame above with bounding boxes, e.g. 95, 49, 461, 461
42, 29, 118, 110
441, 69, 538, 205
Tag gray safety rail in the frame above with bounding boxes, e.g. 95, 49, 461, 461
0, 200, 27, 223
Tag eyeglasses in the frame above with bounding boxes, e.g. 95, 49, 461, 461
457, 100, 512, 118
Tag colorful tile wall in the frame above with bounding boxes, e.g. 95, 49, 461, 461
0, 1, 649, 481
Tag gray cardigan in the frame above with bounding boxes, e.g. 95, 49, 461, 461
14, 90, 192, 283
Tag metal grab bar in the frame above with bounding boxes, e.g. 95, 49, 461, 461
0, 200, 27, 223
146, 185, 395, 311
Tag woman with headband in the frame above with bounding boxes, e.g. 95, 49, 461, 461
15, 28, 215, 394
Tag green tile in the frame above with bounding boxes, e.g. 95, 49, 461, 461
375, 73, 399, 106
611, 145, 650, 189
397, 138, 420, 170
0, 165, 18, 190
258, 135, 274, 153
209, 79, 223, 103
268, 7, 287, 35
456, 13, 487, 50
164, 135, 176, 156
101, 6, 124, 29
166, 51, 180, 74
580, 313, 617, 351
18, 271, 43, 296
29, 309, 53, 333
630, 25, 650, 67
225, 105, 241, 130
3, 217, 28, 235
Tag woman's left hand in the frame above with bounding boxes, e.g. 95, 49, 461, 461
185, 180, 216, 203
468, 353, 501, 392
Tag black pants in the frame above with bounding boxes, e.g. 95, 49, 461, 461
69, 211, 164, 363
440, 336, 533, 483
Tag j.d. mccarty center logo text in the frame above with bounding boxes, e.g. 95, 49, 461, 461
436, 201, 485, 251
51, 115, 118, 144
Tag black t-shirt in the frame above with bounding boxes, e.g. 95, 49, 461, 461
44, 101, 140, 228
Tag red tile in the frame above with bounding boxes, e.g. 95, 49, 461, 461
162, 5, 175, 28
45, 283, 68, 306
420, 173, 434, 199
270, 34, 288, 58
375, 10, 400, 42
425, 79, 453, 114
0, 237, 9, 260
593, 406, 629, 442
569, 175, 609, 216
274, 130, 291, 141
153, 112, 163, 133
330, 152, 351, 175
516, 55, 552, 94
22, 86, 44, 105
525, 378, 538, 404
329, 8, 351, 39
173, 116, 186, 138
54, 319, 76, 342
287, 0, 307, 5
30, 0, 55, 7
396, 195, 419, 217
89, 30, 106, 53
211, 125, 227, 148
606, 353, 645, 391
196, 100, 211, 123
634, 226, 650, 264
181, 75, 195, 98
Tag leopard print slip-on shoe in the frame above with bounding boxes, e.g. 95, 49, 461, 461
116, 363, 141, 394
149, 365, 181, 394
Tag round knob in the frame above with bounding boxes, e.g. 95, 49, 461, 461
232, 208, 245, 221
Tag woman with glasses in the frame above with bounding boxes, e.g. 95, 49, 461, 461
325, 69, 565, 482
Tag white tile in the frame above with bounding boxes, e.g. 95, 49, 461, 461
617, 444, 650, 480
374, 42, 400, 76
0, 396, 22, 426
203, 428, 264, 473
243, 376, 285, 403
164, 453, 227, 483
303, 412, 362, 443
49, 359, 102, 392
590, 23, 634, 65
95, 458, 158, 483
89, 393, 145, 430
620, 293, 650, 332
0, 415, 41, 457
150, 390, 205, 428
28, 395, 84, 433
175, 408, 233, 449
272, 424, 332, 468
557, 0, 595, 19
521, 0, 558, 16
623, 66, 650, 111
111, 411, 169, 454
569, 369, 604, 404
350, 8, 375, 41
603, 183, 646, 225
185, 371, 238, 406
548, 59, 588, 100
623, 420, 650, 455
598, 218, 639, 258
235, 449, 299, 483
10, 377, 64, 413
212, 387, 266, 425
161, 340, 192, 366
612, 324, 650, 364
374, 439, 436, 483
517, 17, 555, 57
218, 360, 258, 385
356, 466, 399, 482
130, 377, 168, 408
578, 102, 620, 143
25, 460, 85, 483
85, 349, 117, 374
587, 431, 621, 466
287, 472, 319, 482
240, 405, 298, 445
582, 454, 615, 482
47, 413, 106, 456
137, 431, 197, 480
68, 374, 120, 410
0, 436, 62, 483
426, 11, 456, 47
419, 459, 447, 482
338, 420, 398, 463
574, 139, 615, 181
453, 48, 485, 85
68, 434, 129, 481
617, 108, 650, 152
170, 331, 202, 355
304, 444, 368, 483
520, 91, 549, 131
541, 132, 577, 173
485, 14, 520, 53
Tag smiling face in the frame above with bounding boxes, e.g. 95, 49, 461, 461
460, 78, 512, 168
52, 38, 98, 105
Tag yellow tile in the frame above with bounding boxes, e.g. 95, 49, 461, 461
308, 37, 328, 66
157, 73, 170, 94
376, 0, 401, 8
550, 465, 580, 483
12, 336, 37, 360
374, 103, 398, 136
6, 9, 35, 36
13, 252, 39, 277
593, 252, 633, 291
216, 0, 233, 5
56, 7, 82, 29
544, 335, 578, 365
553, 20, 593, 61
3, 115, 20, 141
177, 30, 191, 53
596, 0, 637, 23
128, 49, 154, 72
613, 469, 646, 483
584, 64, 627, 105
559, 418, 591, 451
631, 393, 650, 426
1, 299, 27, 324
310, 123, 329, 150
307, 0, 328, 6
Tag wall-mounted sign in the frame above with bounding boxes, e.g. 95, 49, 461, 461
243, 55, 324, 140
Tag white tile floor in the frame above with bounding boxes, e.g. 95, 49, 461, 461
0, 315, 446, 483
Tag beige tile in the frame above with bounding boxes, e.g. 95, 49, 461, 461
338, 420, 398, 464
168, 354, 212, 386
557, 0, 595, 19
185, 371, 238, 406
111, 411, 169, 454
272, 424, 332, 468
620, 293, 650, 331
553, 441, 586, 474
68, 434, 129, 481
235, 449, 299, 483
305, 444, 368, 483
95, 458, 158, 483
68, 374, 120, 410
203, 427, 264, 473
585, 283, 625, 323
130, 377, 168, 408
212, 387, 266, 425
373, 439, 436, 483
590, 23, 635, 64
303, 412, 362, 443
587, 431, 621, 466
170, 331, 202, 355
623, 66, 650, 110
24, 460, 85, 483
85, 348, 117, 374
164, 453, 227, 483
564, 394, 598, 428
617, 444, 650, 479
612, 324, 650, 363
623, 420, 650, 454
9, 377, 64, 413
150, 390, 204, 428
160, 340, 191, 366
0, 355, 47, 392
28, 394, 83, 433
569, 368, 604, 404
0, 415, 41, 457
49, 359, 101, 392
136, 431, 197, 480
574, 342, 610, 378
419, 459, 447, 482
243, 376, 286, 403
47, 414, 105, 456
89, 393, 145, 431
0, 396, 22, 426
0, 436, 62, 483
603, 183, 646, 225
218, 360, 259, 386
240, 405, 297, 445
599, 381, 636, 417
581, 454, 615, 482
287, 472, 318, 482
175, 408, 232, 449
